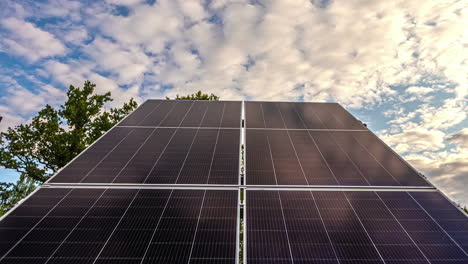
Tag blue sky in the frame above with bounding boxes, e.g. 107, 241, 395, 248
0, 0, 466, 205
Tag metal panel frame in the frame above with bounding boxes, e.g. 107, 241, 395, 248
243, 188, 247, 264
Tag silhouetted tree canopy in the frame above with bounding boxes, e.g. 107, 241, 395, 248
166, 90, 220, 100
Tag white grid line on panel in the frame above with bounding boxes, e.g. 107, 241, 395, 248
292, 103, 341, 185
174, 105, 210, 184
206, 103, 226, 184
141, 101, 200, 184
43, 183, 437, 191
343, 194, 386, 263
139, 190, 174, 264
92, 190, 142, 264
309, 191, 341, 264
44, 189, 111, 263
408, 192, 468, 256
43, 99, 148, 185
110, 101, 195, 183
277, 103, 311, 185
116, 126, 241, 129
276, 191, 295, 264
132, 99, 164, 127
187, 190, 207, 264
78, 100, 182, 183
374, 192, 431, 263
0, 189, 74, 261
337, 103, 434, 188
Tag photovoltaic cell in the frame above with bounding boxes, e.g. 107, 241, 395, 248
245, 102, 365, 129
246, 190, 468, 264
119, 100, 241, 128
0, 188, 238, 264
50, 127, 239, 184
246, 129, 429, 186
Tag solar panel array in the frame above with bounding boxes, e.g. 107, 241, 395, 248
1, 100, 466, 264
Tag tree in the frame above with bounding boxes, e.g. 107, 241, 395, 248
0, 175, 36, 216
166, 90, 220, 100
464, 207, 468, 214
0, 81, 137, 215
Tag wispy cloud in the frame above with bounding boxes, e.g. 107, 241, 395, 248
1, 17, 66, 62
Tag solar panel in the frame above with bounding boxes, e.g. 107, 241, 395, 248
0, 188, 239, 263
49, 127, 240, 184
246, 129, 429, 186
246, 190, 468, 263
245, 102, 365, 129
119, 100, 241, 128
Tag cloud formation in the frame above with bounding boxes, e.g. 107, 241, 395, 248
1, 17, 66, 62
0, 0, 466, 205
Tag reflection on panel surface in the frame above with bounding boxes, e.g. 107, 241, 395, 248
119, 100, 241, 128
246, 190, 468, 264
246, 129, 429, 186
0, 188, 238, 263
245, 102, 365, 129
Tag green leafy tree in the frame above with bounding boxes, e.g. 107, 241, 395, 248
166, 90, 220, 100
464, 207, 467, 214
0, 80, 137, 215
0, 175, 37, 216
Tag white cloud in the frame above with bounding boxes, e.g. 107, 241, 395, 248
43, 59, 141, 109
406, 86, 434, 95
446, 128, 468, 149
1, 17, 66, 61
105, 0, 144, 5
0, 0, 466, 204
0, 105, 26, 132
418, 99, 467, 129
2, 79, 65, 114
42, 0, 82, 21
0, 73, 67, 131
381, 128, 446, 153
90, 1, 184, 54
62, 27, 88, 44
406, 150, 468, 205
83, 37, 151, 85
84, 0, 467, 108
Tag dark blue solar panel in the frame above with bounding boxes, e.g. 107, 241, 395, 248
0, 188, 238, 263
246, 190, 468, 263
49, 99, 240, 184
51, 127, 239, 184
245, 102, 366, 129
119, 100, 241, 128
246, 129, 430, 186
50, 127, 240, 183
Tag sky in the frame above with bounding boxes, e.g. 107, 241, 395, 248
0, 0, 466, 205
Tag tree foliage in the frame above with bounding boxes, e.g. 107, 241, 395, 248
0, 81, 137, 183
0, 175, 37, 216
464, 207, 468, 214
167, 90, 220, 100
0, 81, 137, 215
